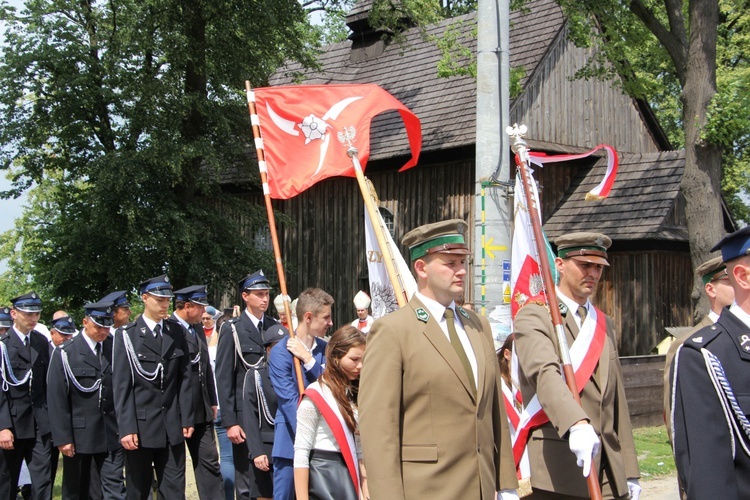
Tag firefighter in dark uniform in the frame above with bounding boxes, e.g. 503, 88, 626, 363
112, 275, 194, 499
48, 300, 119, 499
242, 324, 287, 500
171, 285, 223, 498
0, 292, 53, 500
215, 270, 278, 499
672, 226, 750, 498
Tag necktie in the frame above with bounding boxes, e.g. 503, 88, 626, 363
23, 336, 28, 347
444, 308, 475, 395
153, 323, 163, 350
188, 326, 196, 338
95, 342, 102, 365
578, 305, 588, 324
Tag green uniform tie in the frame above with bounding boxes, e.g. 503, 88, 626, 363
444, 308, 475, 396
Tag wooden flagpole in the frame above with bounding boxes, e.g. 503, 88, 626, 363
245, 81, 304, 396
508, 124, 602, 500
338, 128, 408, 308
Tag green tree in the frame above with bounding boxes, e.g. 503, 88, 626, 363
555, 0, 748, 317
0, 0, 318, 312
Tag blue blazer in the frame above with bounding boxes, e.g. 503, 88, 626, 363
268, 335, 326, 460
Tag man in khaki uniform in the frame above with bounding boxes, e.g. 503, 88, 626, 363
359, 219, 518, 500
513, 232, 640, 499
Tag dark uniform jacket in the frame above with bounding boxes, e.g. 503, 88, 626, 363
112, 316, 193, 448
242, 363, 277, 459
215, 312, 277, 429
47, 334, 118, 454
672, 308, 750, 499
171, 314, 218, 424
0, 328, 50, 439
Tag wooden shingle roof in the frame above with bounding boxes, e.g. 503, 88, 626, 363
268, 0, 565, 161
543, 150, 686, 241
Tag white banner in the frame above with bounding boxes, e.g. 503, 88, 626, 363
364, 206, 416, 319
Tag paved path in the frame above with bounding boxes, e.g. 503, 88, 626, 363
640, 474, 680, 499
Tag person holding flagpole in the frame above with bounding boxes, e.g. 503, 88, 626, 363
513, 232, 640, 499
359, 219, 518, 500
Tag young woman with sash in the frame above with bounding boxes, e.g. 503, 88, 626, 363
293, 326, 367, 500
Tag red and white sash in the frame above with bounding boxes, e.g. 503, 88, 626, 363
508, 305, 607, 466
303, 381, 360, 497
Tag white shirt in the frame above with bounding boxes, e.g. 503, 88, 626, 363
81, 331, 101, 356
415, 292, 478, 388
708, 310, 721, 323
244, 309, 263, 330
556, 288, 590, 330
729, 302, 750, 329
141, 315, 163, 336
12, 327, 28, 346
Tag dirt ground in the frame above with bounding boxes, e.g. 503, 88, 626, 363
184, 461, 680, 499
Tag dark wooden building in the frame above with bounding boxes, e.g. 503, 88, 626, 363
223, 0, 708, 355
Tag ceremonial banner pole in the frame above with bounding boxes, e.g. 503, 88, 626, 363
508, 124, 602, 500
338, 127, 408, 308
245, 81, 305, 396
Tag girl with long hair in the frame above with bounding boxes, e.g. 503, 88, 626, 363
294, 326, 367, 500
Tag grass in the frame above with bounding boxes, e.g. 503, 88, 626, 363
633, 425, 676, 479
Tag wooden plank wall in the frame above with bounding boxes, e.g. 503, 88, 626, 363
510, 28, 661, 156
232, 159, 475, 330
595, 251, 693, 356
621, 355, 666, 428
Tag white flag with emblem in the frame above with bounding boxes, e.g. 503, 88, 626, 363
364, 206, 416, 319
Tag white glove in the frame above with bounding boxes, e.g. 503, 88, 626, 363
568, 423, 600, 477
497, 489, 519, 500
627, 478, 641, 500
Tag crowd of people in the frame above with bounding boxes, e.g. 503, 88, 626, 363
0, 220, 748, 500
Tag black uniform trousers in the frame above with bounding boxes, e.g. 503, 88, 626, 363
62, 452, 107, 500
185, 421, 223, 499
0, 431, 52, 500
98, 447, 126, 500
125, 444, 185, 500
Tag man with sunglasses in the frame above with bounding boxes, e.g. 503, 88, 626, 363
0, 292, 53, 499
48, 300, 119, 498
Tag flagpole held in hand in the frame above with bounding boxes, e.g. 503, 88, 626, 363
337, 128, 408, 308
508, 124, 603, 500
245, 81, 305, 397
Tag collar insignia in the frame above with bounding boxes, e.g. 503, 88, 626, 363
415, 308, 429, 323
140, 327, 147, 335
692, 336, 703, 343
458, 307, 470, 320
558, 303, 569, 316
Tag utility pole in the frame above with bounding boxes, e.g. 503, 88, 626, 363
474, 0, 513, 346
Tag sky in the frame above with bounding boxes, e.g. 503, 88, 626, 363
0, 0, 28, 272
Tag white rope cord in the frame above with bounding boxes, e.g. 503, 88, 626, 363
702, 348, 750, 458
231, 322, 263, 371
122, 330, 164, 388
0, 341, 32, 392
255, 369, 275, 426
60, 349, 102, 407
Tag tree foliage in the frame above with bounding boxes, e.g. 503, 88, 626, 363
0, 0, 318, 312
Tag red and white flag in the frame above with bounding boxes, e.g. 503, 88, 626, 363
508, 146, 619, 473
528, 144, 619, 200
253, 84, 422, 199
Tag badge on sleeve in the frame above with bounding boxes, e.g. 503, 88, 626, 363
415, 308, 429, 323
